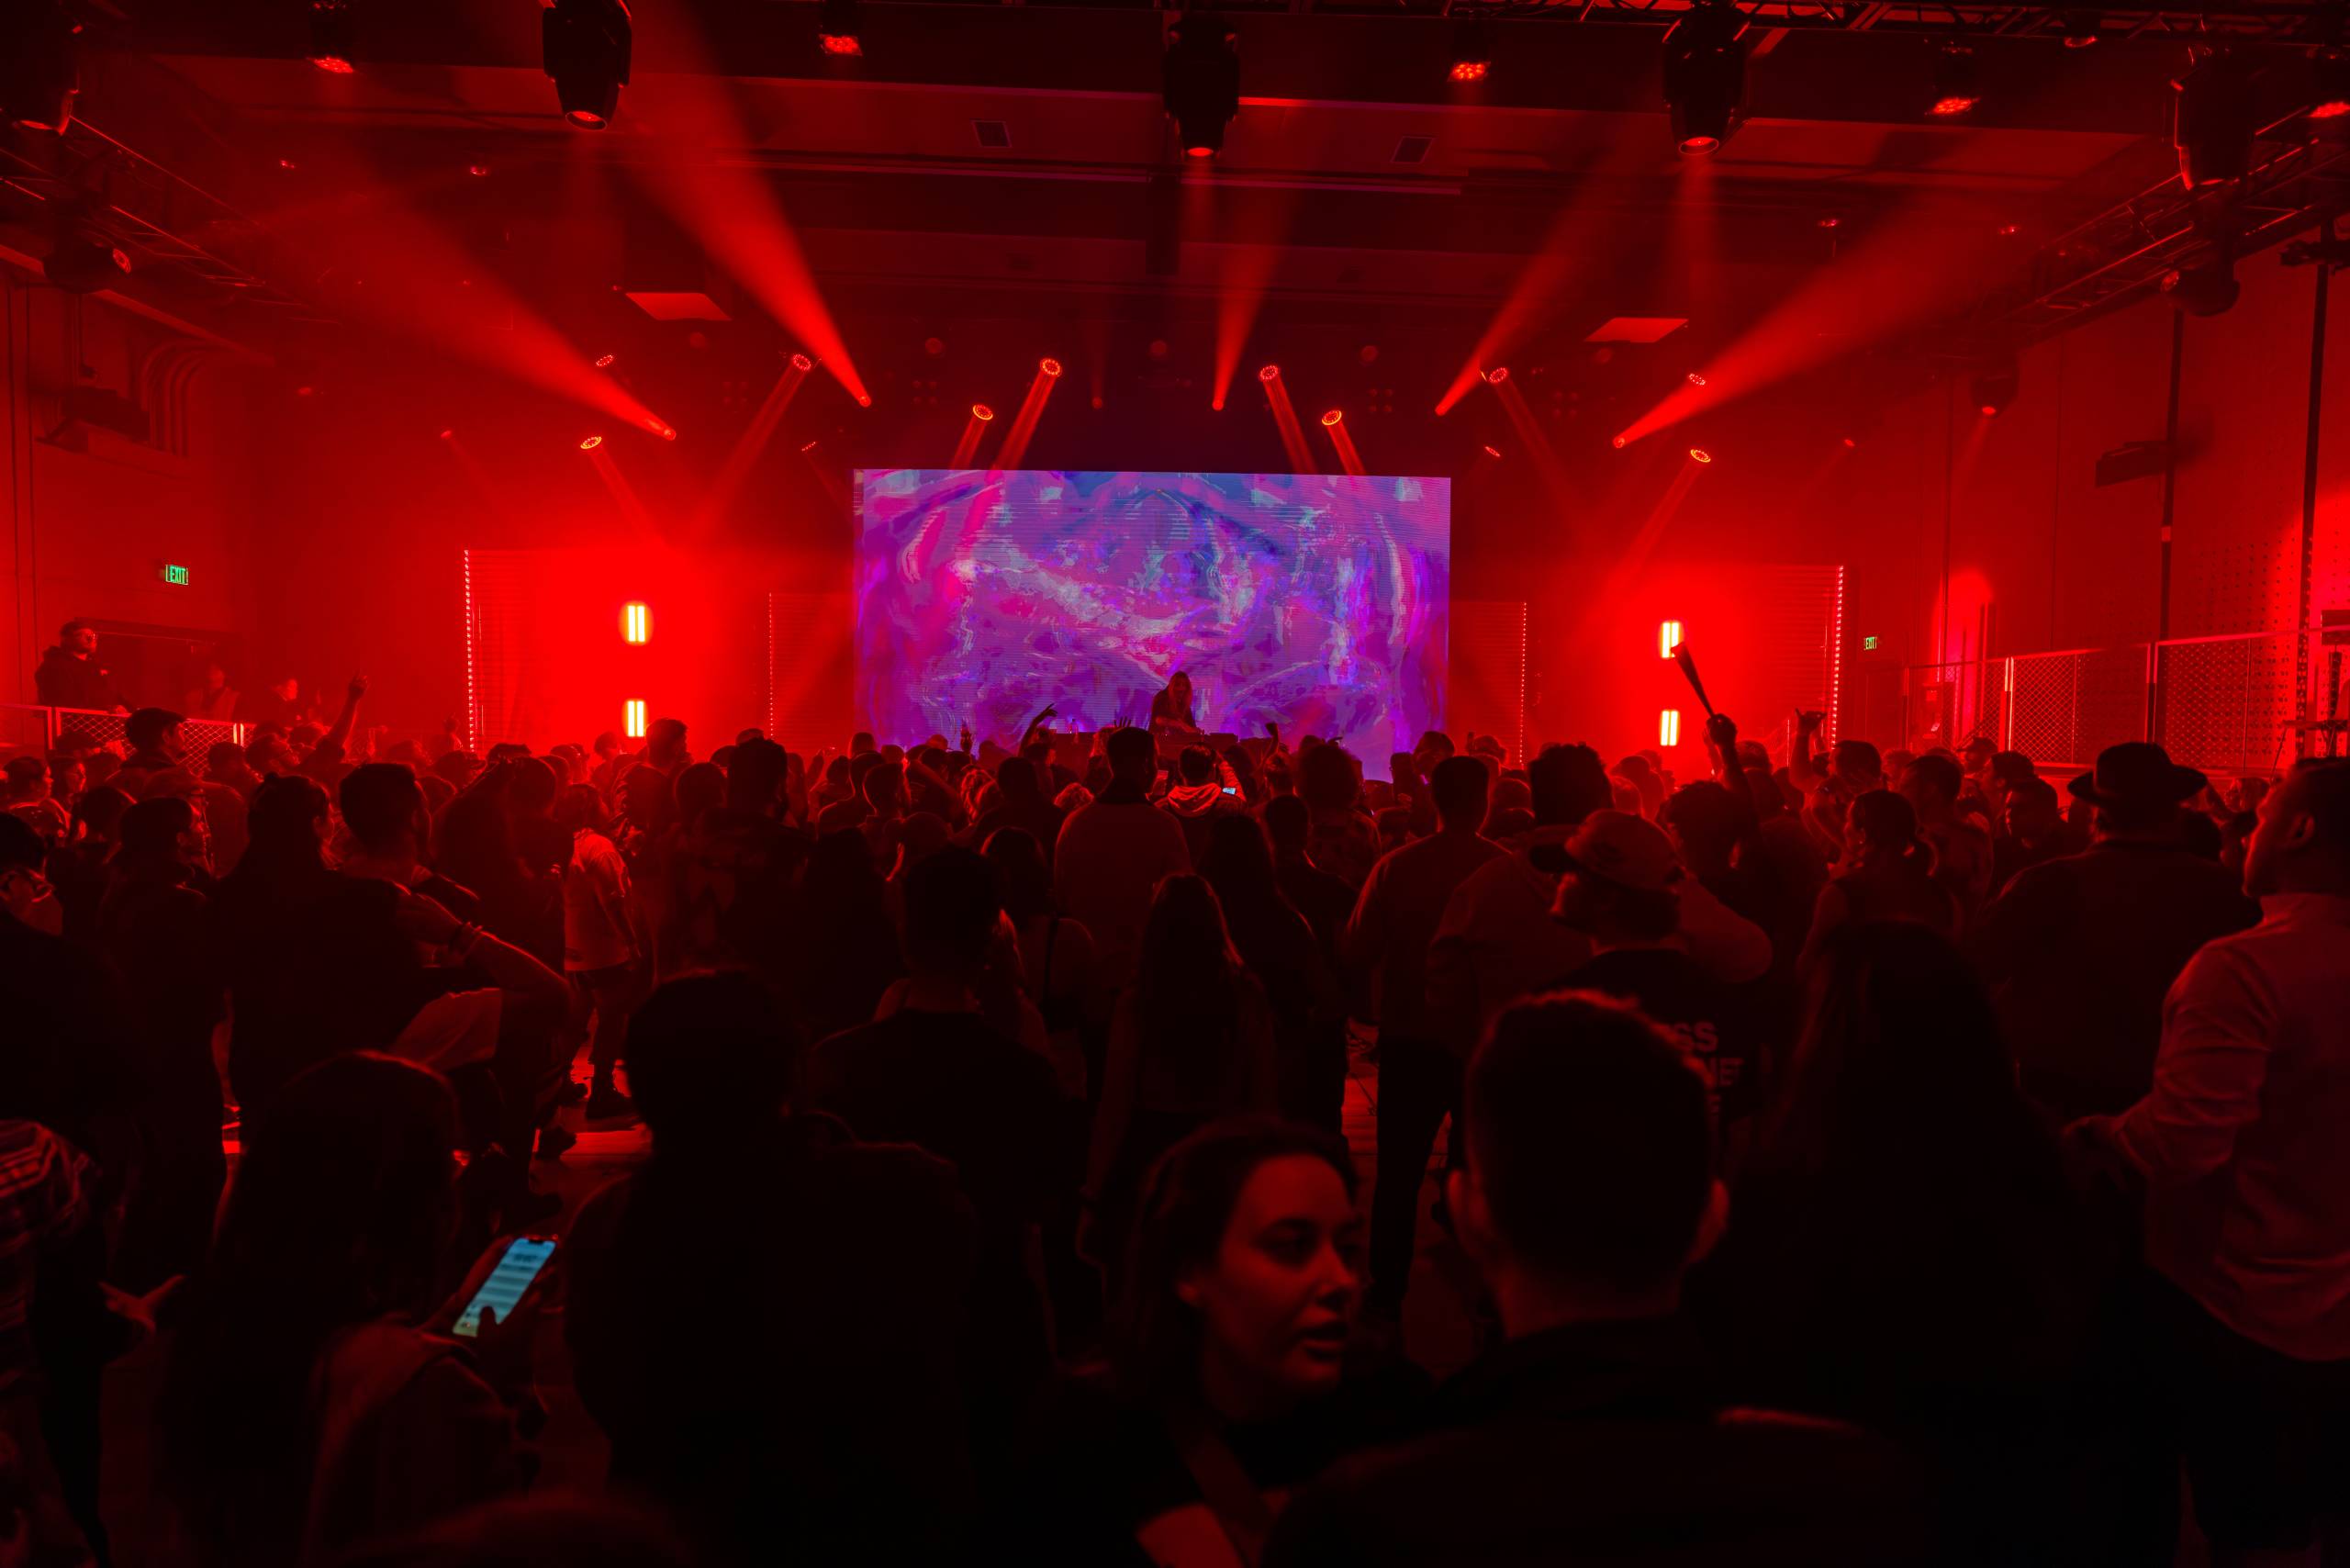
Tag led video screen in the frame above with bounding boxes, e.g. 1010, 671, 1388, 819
855, 470, 1449, 769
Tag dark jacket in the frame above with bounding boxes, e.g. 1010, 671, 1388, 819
1969, 839, 2257, 1118
34, 648, 121, 712
1264, 1316, 1932, 1568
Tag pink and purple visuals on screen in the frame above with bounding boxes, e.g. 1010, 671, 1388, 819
854, 469, 1449, 767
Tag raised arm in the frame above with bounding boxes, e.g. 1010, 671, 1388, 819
319, 675, 369, 756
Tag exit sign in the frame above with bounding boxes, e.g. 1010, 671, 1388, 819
159, 564, 190, 586
1862, 634, 1880, 651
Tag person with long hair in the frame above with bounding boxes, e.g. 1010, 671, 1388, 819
1690, 922, 2105, 1560
1797, 787, 1958, 970
151, 1055, 533, 1566
1196, 814, 1346, 1131
1011, 1116, 1418, 1564
1084, 876, 1279, 1293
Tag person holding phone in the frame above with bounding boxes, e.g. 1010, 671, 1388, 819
147, 1053, 541, 1566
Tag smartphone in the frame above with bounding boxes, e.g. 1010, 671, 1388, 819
453, 1235, 556, 1338
1222, 785, 1238, 796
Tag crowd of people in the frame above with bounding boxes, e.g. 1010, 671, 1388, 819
0, 673, 2343, 1567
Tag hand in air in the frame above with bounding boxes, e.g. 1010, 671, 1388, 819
347, 675, 370, 701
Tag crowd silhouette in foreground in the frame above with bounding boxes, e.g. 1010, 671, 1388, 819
0, 683, 2344, 1567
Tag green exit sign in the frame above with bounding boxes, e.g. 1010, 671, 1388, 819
1862, 634, 1880, 651
160, 563, 190, 586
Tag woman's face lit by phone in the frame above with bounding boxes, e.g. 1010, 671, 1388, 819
1179, 1154, 1361, 1413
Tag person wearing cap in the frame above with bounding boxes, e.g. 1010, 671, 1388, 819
1971, 743, 2257, 1121
1550, 812, 1762, 1144
2073, 758, 2350, 1562
32, 622, 125, 714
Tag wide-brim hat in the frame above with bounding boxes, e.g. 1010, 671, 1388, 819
2067, 742, 2207, 809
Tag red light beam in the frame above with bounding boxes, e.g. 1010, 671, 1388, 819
1320, 409, 1365, 476
1259, 366, 1315, 473
1617, 197, 2013, 447
994, 359, 1061, 470
691, 353, 813, 534
951, 403, 995, 468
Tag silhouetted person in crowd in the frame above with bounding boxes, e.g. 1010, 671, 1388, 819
1801, 788, 1957, 969
566, 973, 978, 1564
1264, 794, 1356, 969
971, 755, 1066, 865
4, 756, 69, 848
1692, 922, 2103, 1560
1013, 1116, 1422, 1563
1198, 813, 1346, 1131
2075, 757, 2350, 1564
778, 828, 905, 1043
96, 796, 227, 1292
1298, 743, 1378, 890
151, 1055, 531, 1566
1348, 755, 1502, 1317
34, 622, 124, 713
1901, 752, 1993, 924
1057, 727, 1192, 994
1265, 993, 1930, 1566
182, 661, 239, 722
114, 708, 188, 792
1087, 875, 1278, 1295
554, 783, 639, 1119
1162, 744, 1240, 862
1554, 810, 1762, 1147
1972, 743, 2258, 1119
502, 757, 570, 879
810, 848, 1066, 1421
1990, 774, 2086, 895
46, 785, 132, 945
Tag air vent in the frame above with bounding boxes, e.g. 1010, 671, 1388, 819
974, 119, 1011, 149
1393, 134, 1433, 164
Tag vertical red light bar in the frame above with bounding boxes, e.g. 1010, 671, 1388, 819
1830, 564, 1846, 744
1515, 600, 1528, 769
1660, 709, 1682, 747
1659, 619, 1684, 658
461, 548, 477, 754
622, 602, 650, 644
624, 700, 647, 739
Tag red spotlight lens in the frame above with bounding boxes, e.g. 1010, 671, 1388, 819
308, 54, 354, 74
277, 158, 298, 170
594, 353, 616, 368
1930, 94, 1981, 118
1818, 215, 1841, 229
1040, 358, 1063, 377
579, 434, 604, 451
1321, 409, 1342, 427
972, 403, 995, 421
1686, 371, 1707, 386
438, 428, 453, 441
1259, 364, 1280, 382
1679, 134, 1720, 155
565, 108, 608, 129
819, 33, 863, 56
1482, 444, 1503, 458
1449, 60, 1489, 82
1483, 366, 1508, 385
2315, 100, 2350, 119
1997, 222, 2020, 237
658, 424, 677, 442
1211, 398, 1226, 412
468, 162, 491, 177
1186, 145, 1216, 159
1841, 436, 1858, 449
1688, 447, 1713, 464
1611, 434, 1628, 449
789, 353, 813, 371
856, 394, 873, 408
1979, 404, 1999, 417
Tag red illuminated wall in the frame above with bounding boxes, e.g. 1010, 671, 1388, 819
1829, 257, 2350, 755
1, 274, 263, 711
